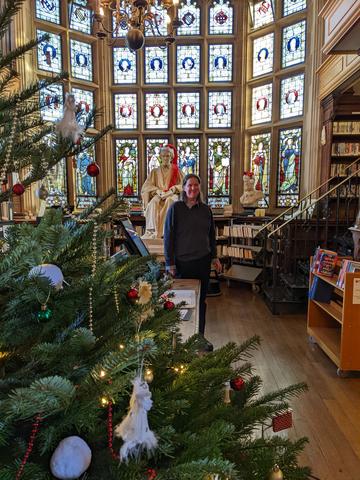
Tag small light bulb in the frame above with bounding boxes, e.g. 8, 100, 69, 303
173, 0, 179, 4
119, 343, 125, 350
100, 370, 106, 378
144, 369, 154, 383
174, 367, 179, 372
165, 13, 171, 24
100, 396, 109, 407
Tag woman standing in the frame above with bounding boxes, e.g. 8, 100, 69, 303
164, 174, 222, 340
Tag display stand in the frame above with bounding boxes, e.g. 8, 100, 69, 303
307, 259, 360, 376
171, 279, 200, 341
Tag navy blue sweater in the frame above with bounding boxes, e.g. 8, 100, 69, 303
164, 201, 217, 267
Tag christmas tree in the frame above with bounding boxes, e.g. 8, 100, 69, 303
0, 0, 111, 205
0, 205, 311, 480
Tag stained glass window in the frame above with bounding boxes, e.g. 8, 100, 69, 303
114, 93, 137, 130
176, 92, 200, 129
250, 133, 271, 207
208, 44, 233, 82
37, 30, 62, 73
75, 142, 97, 208
282, 21, 306, 68
145, 93, 169, 129
69, 1, 92, 34
252, 83, 272, 124
176, 45, 201, 83
112, 1, 131, 37
253, 33, 274, 77
44, 159, 67, 207
277, 127, 302, 207
70, 39, 93, 81
113, 47, 137, 84
146, 138, 169, 173
280, 73, 304, 119
177, 0, 201, 36
72, 87, 94, 127
251, 0, 274, 29
35, 0, 60, 24
209, 0, 234, 35
283, 0, 306, 17
208, 137, 231, 204
144, 47, 168, 84
208, 91, 232, 128
145, 4, 168, 37
40, 84, 64, 122
177, 138, 200, 175
116, 139, 138, 197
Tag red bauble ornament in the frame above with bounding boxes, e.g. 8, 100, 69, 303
230, 377, 245, 391
127, 288, 138, 300
146, 468, 157, 480
87, 162, 100, 177
12, 183, 25, 196
164, 300, 175, 311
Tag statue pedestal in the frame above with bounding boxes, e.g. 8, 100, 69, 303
349, 227, 360, 261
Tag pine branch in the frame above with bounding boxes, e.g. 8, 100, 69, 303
0, 34, 49, 71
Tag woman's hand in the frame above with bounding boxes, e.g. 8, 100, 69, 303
212, 258, 222, 274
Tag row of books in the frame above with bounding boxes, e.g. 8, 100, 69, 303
331, 143, 360, 156
333, 121, 360, 134
336, 260, 360, 289
221, 245, 256, 259
330, 163, 359, 176
311, 247, 338, 277
223, 225, 262, 238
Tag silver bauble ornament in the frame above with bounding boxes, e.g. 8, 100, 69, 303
126, 28, 145, 51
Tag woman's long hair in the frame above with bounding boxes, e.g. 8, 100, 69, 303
180, 173, 204, 203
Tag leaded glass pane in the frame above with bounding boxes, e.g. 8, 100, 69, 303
145, 4, 168, 37
176, 45, 201, 83
280, 73, 304, 119
252, 83, 272, 125
116, 139, 139, 197
70, 39, 93, 81
113, 47, 137, 84
75, 142, 97, 208
283, 0, 306, 17
250, 133, 271, 207
40, 84, 64, 122
208, 91, 232, 128
144, 46, 168, 84
35, 0, 60, 24
37, 30, 62, 73
251, 0, 274, 29
114, 93, 137, 129
69, 2, 92, 34
209, 0, 233, 35
112, 1, 131, 37
177, 0, 201, 36
146, 138, 168, 173
282, 21, 306, 68
177, 138, 200, 175
176, 92, 200, 129
253, 33, 274, 77
277, 127, 302, 207
44, 159, 67, 207
208, 137, 231, 202
145, 93, 169, 129
72, 87, 94, 127
208, 44, 233, 82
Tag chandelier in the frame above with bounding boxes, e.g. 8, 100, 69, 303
91, 0, 182, 51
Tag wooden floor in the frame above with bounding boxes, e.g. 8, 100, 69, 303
206, 284, 360, 480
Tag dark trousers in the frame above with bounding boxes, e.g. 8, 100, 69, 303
175, 254, 211, 335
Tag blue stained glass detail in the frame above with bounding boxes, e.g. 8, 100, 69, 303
36, 0, 60, 24
145, 46, 168, 84
44, 159, 67, 207
116, 139, 139, 197
177, 138, 200, 175
37, 30, 62, 73
40, 84, 64, 122
283, 0, 306, 17
70, 39, 93, 81
72, 87, 94, 127
208, 137, 231, 203
250, 133, 271, 208
145, 4, 168, 37
253, 33, 274, 77
113, 47, 137, 84
209, 44, 233, 82
177, 45, 200, 83
177, 0, 201, 36
209, 0, 234, 35
277, 127, 302, 207
69, 2, 92, 34
146, 138, 169, 173
282, 21, 306, 68
76, 141, 97, 208
112, 1, 131, 37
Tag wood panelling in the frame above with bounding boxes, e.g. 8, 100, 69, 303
318, 54, 360, 100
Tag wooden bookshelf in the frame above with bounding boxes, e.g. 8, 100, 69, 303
307, 262, 360, 375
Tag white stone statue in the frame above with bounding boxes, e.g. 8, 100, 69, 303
141, 146, 183, 239
240, 172, 264, 206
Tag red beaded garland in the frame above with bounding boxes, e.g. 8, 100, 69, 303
107, 401, 120, 460
147, 467, 157, 479
15, 414, 42, 480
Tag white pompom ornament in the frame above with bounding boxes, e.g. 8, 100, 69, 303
29, 264, 64, 290
50, 436, 92, 480
56, 94, 83, 144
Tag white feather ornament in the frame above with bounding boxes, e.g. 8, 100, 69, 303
56, 94, 83, 144
114, 376, 157, 462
